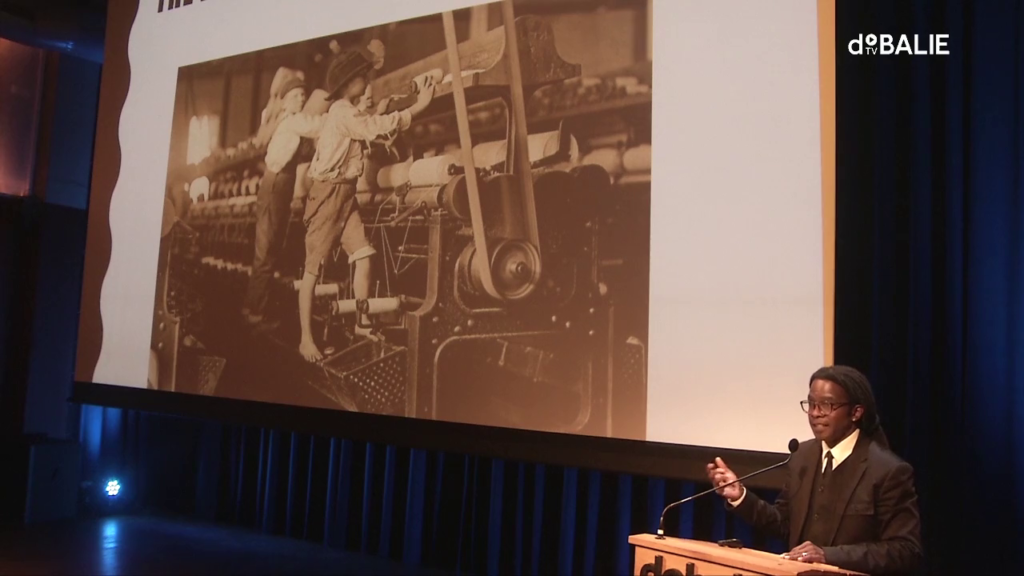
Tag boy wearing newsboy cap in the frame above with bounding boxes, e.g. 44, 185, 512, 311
298, 44, 435, 363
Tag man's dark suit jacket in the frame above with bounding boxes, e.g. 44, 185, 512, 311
729, 434, 923, 575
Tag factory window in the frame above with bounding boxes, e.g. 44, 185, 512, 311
186, 114, 219, 165
187, 176, 210, 203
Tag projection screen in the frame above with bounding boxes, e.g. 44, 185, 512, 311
74, 0, 834, 469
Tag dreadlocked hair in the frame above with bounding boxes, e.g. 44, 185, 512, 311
809, 365, 890, 450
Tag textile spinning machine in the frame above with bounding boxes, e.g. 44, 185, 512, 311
153, 2, 649, 439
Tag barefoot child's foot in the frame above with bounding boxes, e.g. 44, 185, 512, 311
299, 339, 323, 363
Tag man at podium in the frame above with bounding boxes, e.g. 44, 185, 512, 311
707, 366, 923, 575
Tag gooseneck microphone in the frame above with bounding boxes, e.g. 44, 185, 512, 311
655, 438, 800, 540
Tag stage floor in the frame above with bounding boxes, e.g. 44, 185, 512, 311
0, 515, 450, 575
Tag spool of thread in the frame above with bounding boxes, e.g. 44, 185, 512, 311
581, 147, 624, 177
408, 155, 461, 187
472, 140, 505, 167
332, 297, 403, 315
472, 131, 580, 167
376, 157, 413, 189
622, 145, 652, 173
527, 131, 579, 164
290, 280, 340, 297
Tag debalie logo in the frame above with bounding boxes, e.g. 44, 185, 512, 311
848, 34, 949, 56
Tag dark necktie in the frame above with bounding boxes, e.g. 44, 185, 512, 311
822, 450, 834, 481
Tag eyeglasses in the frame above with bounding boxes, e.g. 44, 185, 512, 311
800, 400, 849, 415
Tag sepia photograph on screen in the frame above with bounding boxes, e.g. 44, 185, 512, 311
152, 0, 651, 440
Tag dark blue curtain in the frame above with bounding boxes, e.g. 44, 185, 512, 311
835, 0, 1024, 573
76, 405, 783, 575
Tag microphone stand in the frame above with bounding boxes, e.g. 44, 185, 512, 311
655, 442, 799, 540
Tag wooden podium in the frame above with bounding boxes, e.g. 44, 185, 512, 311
630, 534, 867, 576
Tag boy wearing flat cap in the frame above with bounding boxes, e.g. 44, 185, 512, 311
298, 45, 436, 362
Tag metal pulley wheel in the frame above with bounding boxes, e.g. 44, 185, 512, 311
459, 239, 542, 301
